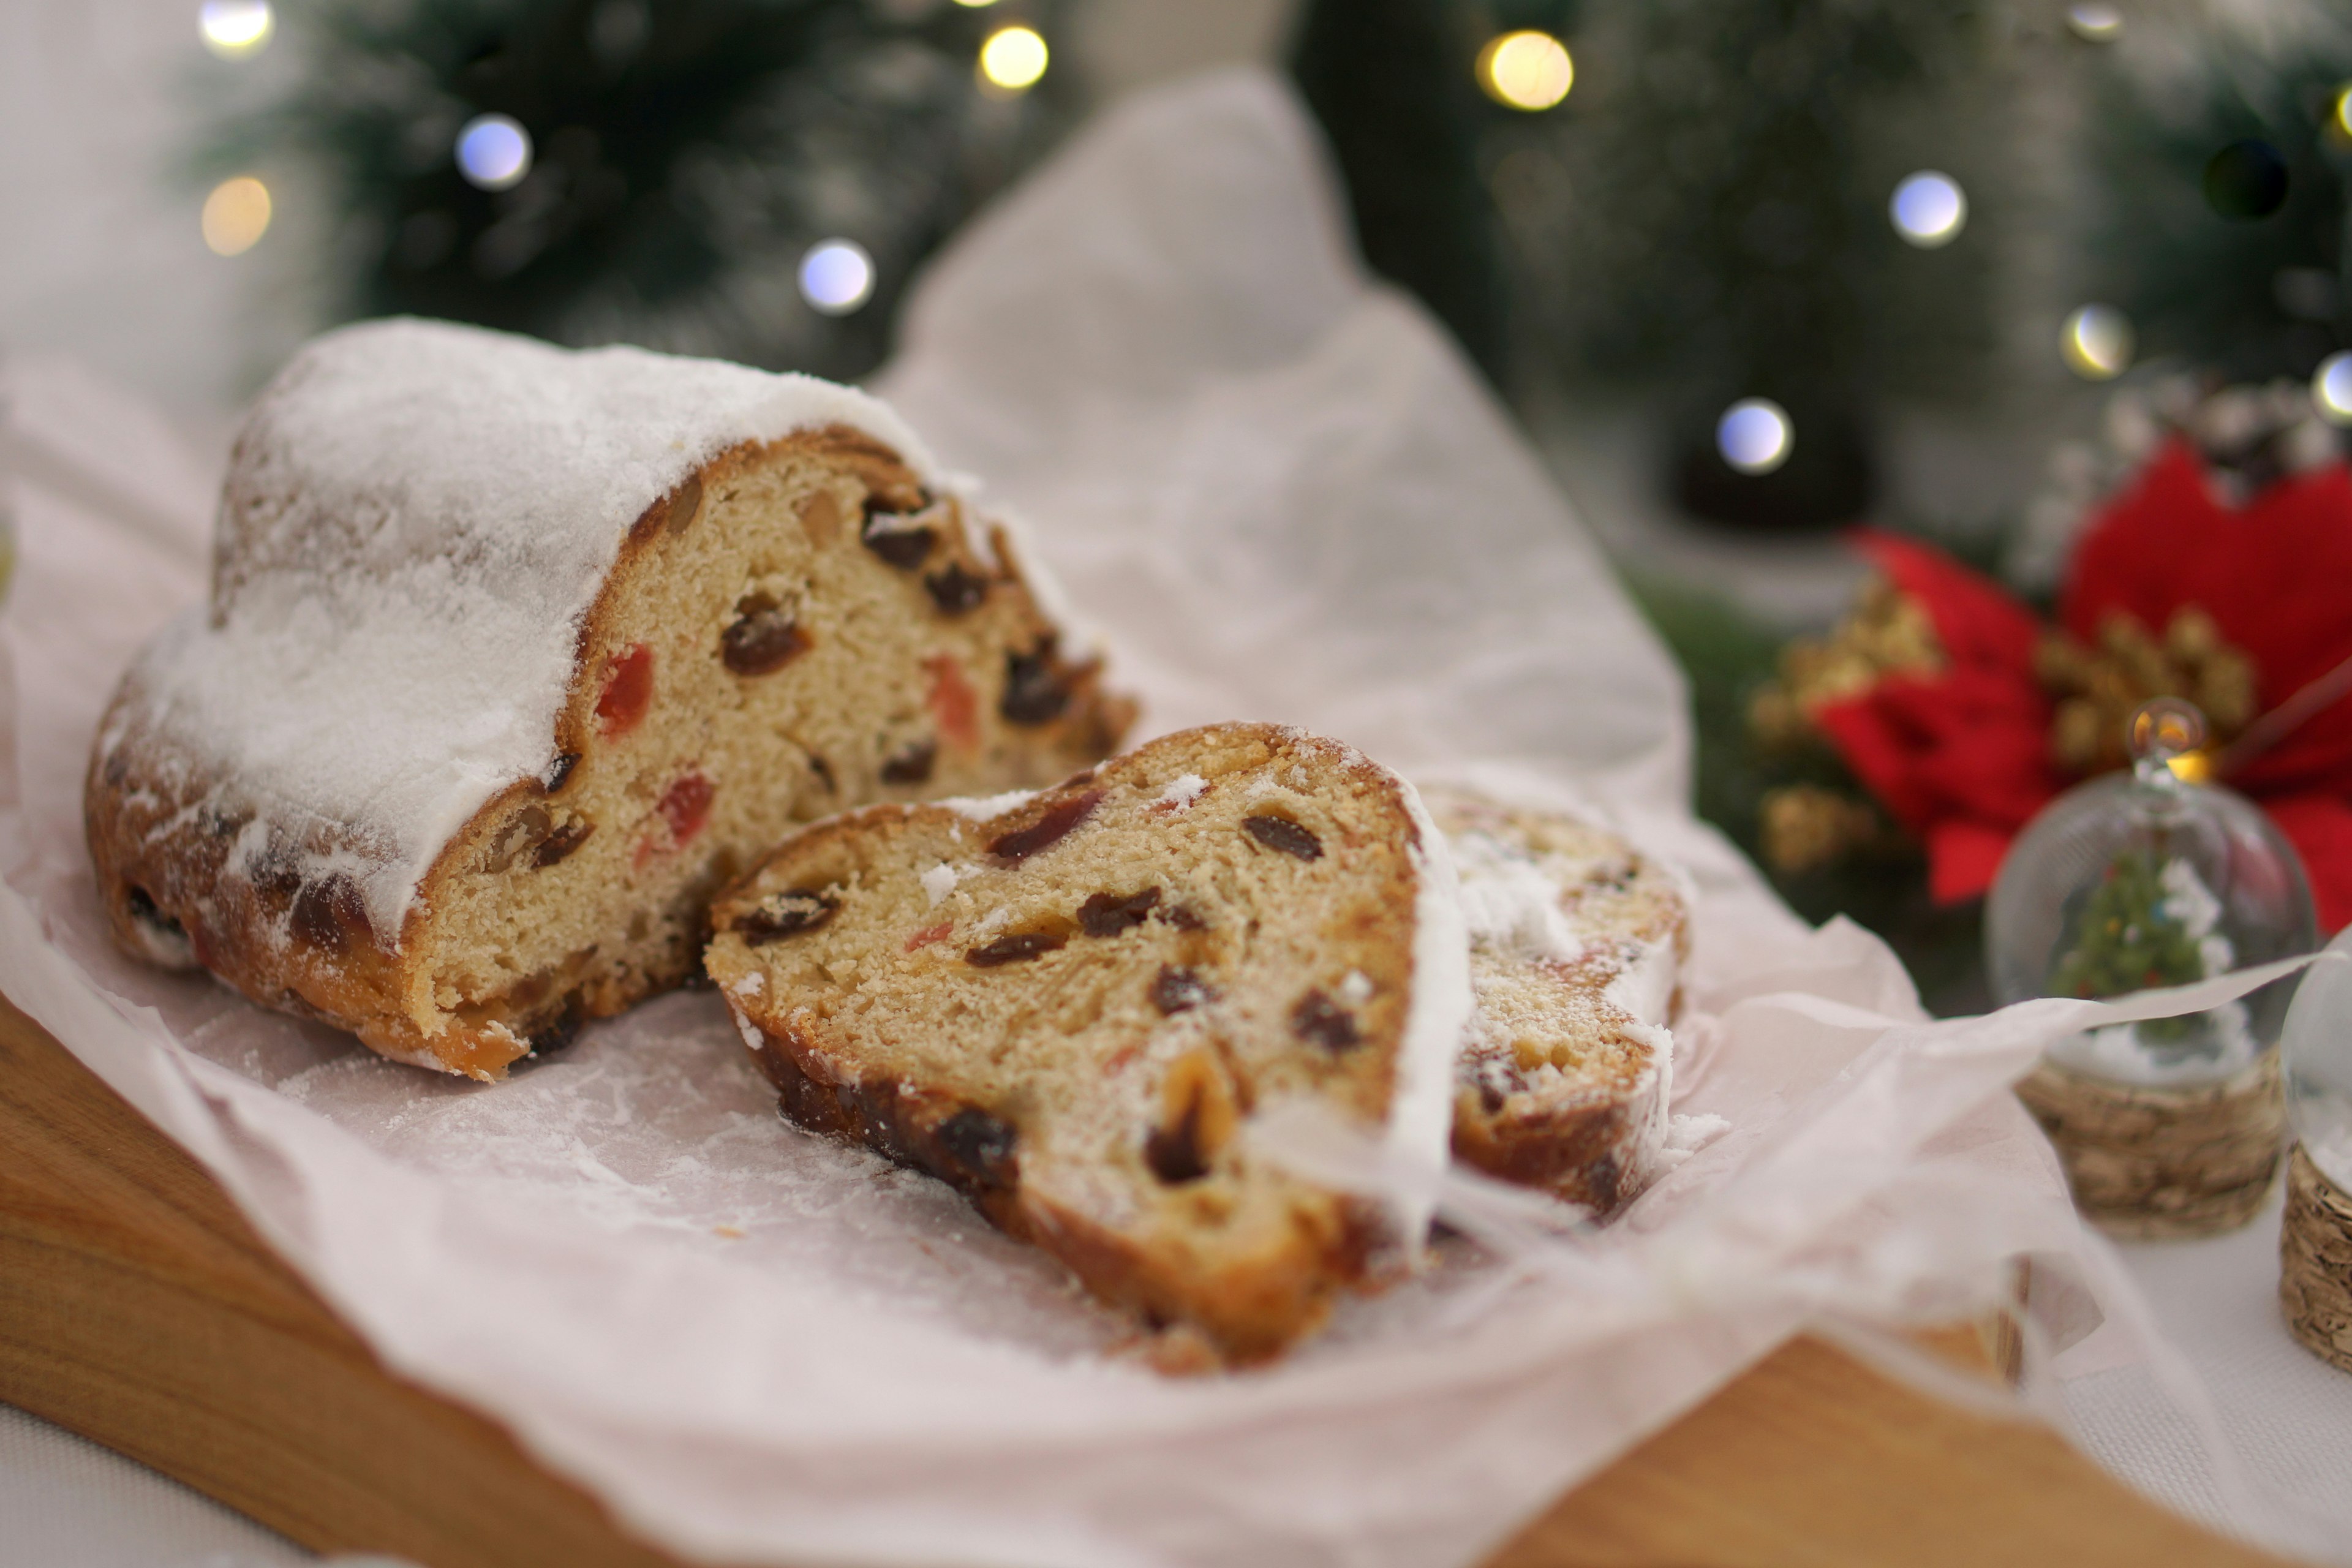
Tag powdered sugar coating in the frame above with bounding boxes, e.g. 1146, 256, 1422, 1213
1385, 777, 1473, 1247
112, 318, 935, 940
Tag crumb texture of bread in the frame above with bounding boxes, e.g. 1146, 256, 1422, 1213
1425, 786, 1689, 1216
85, 319, 1131, 1079
707, 723, 1461, 1365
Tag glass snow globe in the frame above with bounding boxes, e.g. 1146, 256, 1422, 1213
2285, 927, 2352, 1191
1988, 698, 2315, 1087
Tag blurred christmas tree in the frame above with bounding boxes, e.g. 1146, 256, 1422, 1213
199, 0, 1071, 381
2084, 16, 2352, 382
1292, 0, 2013, 530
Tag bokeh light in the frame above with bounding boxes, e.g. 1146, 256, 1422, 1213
2061, 304, 2133, 380
201, 176, 272, 255
979, 26, 1048, 92
1477, 31, 1574, 111
2335, 83, 2352, 141
2316, 353, 2352, 427
2063, 4, 2123, 42
952, 0, 999, 7
1890, 172, 1967, 248
799, 239, 875, 316
456, 114, 533, 191
2204, 139, 2289, 221
198, 0, 273, 58
1717, 398, 1793, 475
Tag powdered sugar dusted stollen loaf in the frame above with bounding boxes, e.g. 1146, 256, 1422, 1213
1426, 786, 1689, 1216
86, 318, 1131, 1080
706, 723, 1471, 1365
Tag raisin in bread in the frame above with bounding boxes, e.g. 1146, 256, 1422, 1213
86, 318, 1131, 1080
706, 723, 1471, 1365
1427, 786, 1689, 1215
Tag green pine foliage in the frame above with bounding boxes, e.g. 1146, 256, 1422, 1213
198, 0, 1069, 380
2048, 847, 2211, 1046
2085, 19, 2352, 382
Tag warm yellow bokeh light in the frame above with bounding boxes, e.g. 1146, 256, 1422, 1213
202, 176, 272, 256
979, 26, 1048, 91
198, 0, 273, 58
2336, 82, 2352, 140
952, 0, 999, 7
1478, 31, 1574, 111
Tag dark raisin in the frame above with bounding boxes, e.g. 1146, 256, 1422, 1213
935, 1106, 1019, 1189
483, 805, 552, 873
739, 888, 840, 945
1291, 989, 1361, 1052
533, 819, 593, 868
721, 594, 809, 676
290, 875, 369, 955
103, 751, 129, 787
1145, 1101, 1210, 1185
1000, 646, 1072, 726
1244, 814, 1322, 861
1165, 904, 1208, 932
527, 993, 588, 1057
988, 789, 1104, 863
544, 752, 580, 791
809, 752, 837, 793
880, 739, 937, 785
966, 930, 1068, 967
1152, 965, 1215, 1015
1079, 887, 1161, 937
860, 511, 936, 569
125, 885, 187, 944
924, 563, 989, 616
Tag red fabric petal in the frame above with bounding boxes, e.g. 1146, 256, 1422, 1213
1851, 529, 2041, 678
2065, 447, 2352, 797
2257, 791, 2352, 937
1926, 819, 2016, 906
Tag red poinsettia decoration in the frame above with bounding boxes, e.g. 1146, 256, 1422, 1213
1810, 442, 2352, 931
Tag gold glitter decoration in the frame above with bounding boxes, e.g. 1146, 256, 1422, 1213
2036, 607, 2256, 777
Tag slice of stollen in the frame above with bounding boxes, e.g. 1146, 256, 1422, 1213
1423, 785, 1690, 1217
706, 722, 1470, 1364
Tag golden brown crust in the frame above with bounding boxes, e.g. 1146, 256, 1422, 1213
87, 425, 1130, 1080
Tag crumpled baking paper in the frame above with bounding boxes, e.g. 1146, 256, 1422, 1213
0, 67, 2286, 1568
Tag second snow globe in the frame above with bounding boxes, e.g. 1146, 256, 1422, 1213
1986, 698, 2315, 1235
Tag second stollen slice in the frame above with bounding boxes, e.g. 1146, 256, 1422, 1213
706, 723, 1471, 1363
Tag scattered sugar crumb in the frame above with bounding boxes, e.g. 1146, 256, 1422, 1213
713, 1225, 745, 1239
1652, 1112, 1732, 1174
1338, 970, 1374, 1006
1156, 773, 1208, 810
941, 788, 1036, 821
919, 862, 968, 908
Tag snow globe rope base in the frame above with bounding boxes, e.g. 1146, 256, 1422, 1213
2017, 1052, 2283, 1238
2282, 1143, 2352, 1373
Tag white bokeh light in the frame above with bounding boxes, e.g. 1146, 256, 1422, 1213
2064, 3, 2123, 42
799, 239, 875, 316
1717, 399, 1793, 475
2315, 352, 2352, 427
2061, 304, 2134, 380
1890, 172, 1967, 247
456, 115, 533, 191
198, 0, 273, 58
1477, 31, 1574, 111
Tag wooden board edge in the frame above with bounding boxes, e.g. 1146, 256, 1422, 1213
0, 990, 2292, 1567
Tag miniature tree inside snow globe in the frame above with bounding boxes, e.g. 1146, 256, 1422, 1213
1986, 698, 2315, 1235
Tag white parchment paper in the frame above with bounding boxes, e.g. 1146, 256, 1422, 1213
0, 69, 2286, 1568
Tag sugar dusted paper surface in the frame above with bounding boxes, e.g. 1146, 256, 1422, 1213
0, 69, 2192, 1568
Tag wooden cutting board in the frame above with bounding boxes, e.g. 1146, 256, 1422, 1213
0, 992, 2288, 1568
